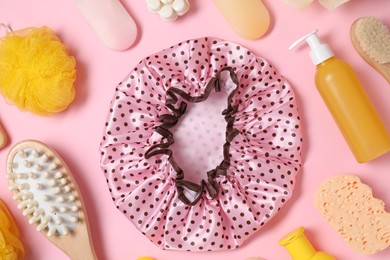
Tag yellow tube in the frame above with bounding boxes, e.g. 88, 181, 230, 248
315, 57, 390, 163
279, 227, 334, 260
212, 0, 270, 40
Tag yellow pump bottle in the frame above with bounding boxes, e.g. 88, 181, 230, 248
279, 226, 335, 260
290, 30, 390, 163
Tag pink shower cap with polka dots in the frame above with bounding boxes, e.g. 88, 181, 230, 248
100, 37, 302, 251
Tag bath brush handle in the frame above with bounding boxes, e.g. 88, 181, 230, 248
0, 121, 8, 149
381, 63, 390, 84
350, 19, 390, 84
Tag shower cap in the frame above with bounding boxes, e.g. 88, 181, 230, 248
100, 37, 302, 251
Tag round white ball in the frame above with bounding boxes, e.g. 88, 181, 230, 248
147, 0, 162, 12
159, 5, 178, 21
172, 0, 190, 15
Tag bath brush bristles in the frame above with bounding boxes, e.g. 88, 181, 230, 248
6, 140, 97, 260
282, 0, 314, 9
351, 16, 390, 84
319, 0, 349, 10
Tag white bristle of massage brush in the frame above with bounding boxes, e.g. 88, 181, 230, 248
23, 207, 35, 216
42, 171, 51, 178
23, 160, 32, 168
7, 173, 17, 179
8, 144, 81, 237
63, 186, 71, 193
17, 200, 29, 209
22, 191, 34, 200
41, 154, 49, 162
58, 178, 68, 186
68, 195, 76, 202
68, 216, 78, 223
54, 172, 63, 179
48, 162, 57, 170
62, 226, 70, 236
34, 164, 43, 171
56, 196, 66, 203
17, 173, 28, 179
29, 172, 38, 179
43, 194, 51, 201
55, 216, 64, 225
9, 183, 29, 191
31, 149, 39, 158
70, 205, 78, 212
19, 183, 30, 190
59, 206, 68, 213
29, 215, 41, 224
49, 206, 58, 213
33, 208, 44, 217
13, 193, 23, 200
48, 179, 57, 187
47, 226, 56, 237
8, 162, 18, 169
37, 215, 52, 232
35, 183, 45, 190
19, 150, 28, 158
9, 183, 19, 191
52, 187, 62, 194
27, 200, 38, 208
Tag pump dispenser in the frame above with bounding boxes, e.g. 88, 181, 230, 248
290, 30, 390, 163
279, 227, 335, 260
289, 29, 334, 65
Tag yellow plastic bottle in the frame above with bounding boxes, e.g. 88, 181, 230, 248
279, 226, 335, 260
212, 0, 270, 40
290, 30, 390, 163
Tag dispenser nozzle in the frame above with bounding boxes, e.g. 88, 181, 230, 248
288, 29, 334, 65
289, 29, 318, 50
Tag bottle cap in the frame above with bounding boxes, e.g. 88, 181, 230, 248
289, 29, 334, 65
279, 226, 316, 260
279, 226, 335, 260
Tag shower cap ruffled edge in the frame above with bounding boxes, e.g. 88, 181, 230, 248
100, 37, 302, 251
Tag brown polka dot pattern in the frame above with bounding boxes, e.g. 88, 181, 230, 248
100, 37, 303, 251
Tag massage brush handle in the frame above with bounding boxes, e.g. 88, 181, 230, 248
60, 224, 97, 260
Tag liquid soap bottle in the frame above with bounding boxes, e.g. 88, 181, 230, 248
290, 30, 390, 163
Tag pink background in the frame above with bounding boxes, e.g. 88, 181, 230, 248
1, 0, 390, 259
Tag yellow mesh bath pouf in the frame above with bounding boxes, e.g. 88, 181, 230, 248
0, 199, 24, 260
0, 26, 76, 116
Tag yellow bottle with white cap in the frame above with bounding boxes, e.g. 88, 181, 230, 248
290, 30, 390, 163
279, 226, 335, 260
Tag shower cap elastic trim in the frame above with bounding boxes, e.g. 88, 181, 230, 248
145, 67, 239, 205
